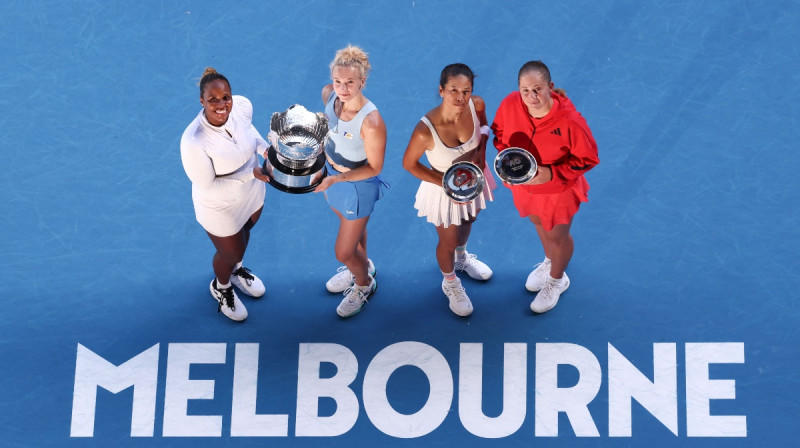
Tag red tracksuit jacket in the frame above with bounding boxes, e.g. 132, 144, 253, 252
491, 91, 599, 194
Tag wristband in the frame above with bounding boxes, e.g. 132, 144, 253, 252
480, 125, 490, 136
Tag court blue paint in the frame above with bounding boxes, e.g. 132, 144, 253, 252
1, 1, 798, 446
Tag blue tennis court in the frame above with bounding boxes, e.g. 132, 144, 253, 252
1, 1, 798, 447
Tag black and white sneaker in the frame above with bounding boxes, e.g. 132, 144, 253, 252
230, 266, 266, 297
210, 279, 248, 321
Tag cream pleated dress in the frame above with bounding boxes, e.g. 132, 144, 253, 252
414, 99, 497, 227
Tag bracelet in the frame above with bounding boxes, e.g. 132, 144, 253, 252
480, 125, 490, 136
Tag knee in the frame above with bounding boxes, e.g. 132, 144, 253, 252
335, 247, 356, 264
547, 233, 573, 248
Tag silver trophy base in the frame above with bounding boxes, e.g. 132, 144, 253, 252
262, 147, 327, 194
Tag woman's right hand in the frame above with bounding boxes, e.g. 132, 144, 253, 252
313, 173, 338, 193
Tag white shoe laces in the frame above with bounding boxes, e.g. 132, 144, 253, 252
343, 284, 370, 305
445, 283, 469, 302
330, 266, 355, 286
540, 277, 565, 295
534, 259, 551, 272
456, 253, 476, 268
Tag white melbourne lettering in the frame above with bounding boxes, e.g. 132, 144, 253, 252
70, 342, 747, 438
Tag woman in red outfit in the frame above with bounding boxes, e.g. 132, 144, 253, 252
491, 60, 599, 313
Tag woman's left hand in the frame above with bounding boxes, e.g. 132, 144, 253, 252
253, 167, 271, 183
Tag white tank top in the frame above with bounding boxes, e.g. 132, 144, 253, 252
419, 99, 480, 172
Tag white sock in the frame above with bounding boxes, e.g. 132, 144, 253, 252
455, 245, 467, 261
216, 279, 231, 289
548, 274, 565, 284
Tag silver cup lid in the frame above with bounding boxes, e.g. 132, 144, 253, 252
442, 161, 485, 203
269, 105, 329, 162
494, 147, 538, 185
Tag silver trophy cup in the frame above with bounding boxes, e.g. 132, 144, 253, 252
442, 161, 485, 203
262, 104, 329, 193
494, 147, 538, 185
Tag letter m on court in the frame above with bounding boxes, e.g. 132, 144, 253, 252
70, 343, 159, 437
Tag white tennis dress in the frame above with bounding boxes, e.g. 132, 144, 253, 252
414, 99, 496, 227
180, 96, 267, 237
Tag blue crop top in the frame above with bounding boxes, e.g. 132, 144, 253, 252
324, 92, 378, 169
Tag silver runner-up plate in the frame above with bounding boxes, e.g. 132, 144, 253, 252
442, 161, 485, 204
494, 147, 538, 185
262, 104, 329, 193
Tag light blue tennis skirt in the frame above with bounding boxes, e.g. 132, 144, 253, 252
324, 163, 388, 220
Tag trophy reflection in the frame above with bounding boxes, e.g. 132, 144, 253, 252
262, 104, 329, 193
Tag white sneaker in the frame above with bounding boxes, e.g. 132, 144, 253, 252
210, 280, 248, 321
230, 266, 265, 297
326, 259, 376, 293
525, 258, 552, 292
454, 252, 493, 280
337, 275, 377, 318
442, 277, 473, 317
530, 273, 570, 313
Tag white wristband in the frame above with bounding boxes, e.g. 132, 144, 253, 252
480, 125, 490, 136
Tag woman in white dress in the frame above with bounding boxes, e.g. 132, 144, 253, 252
180, 67, 271, 322
402, 63, 496, 317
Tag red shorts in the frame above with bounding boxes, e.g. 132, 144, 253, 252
509, 176, 589, 231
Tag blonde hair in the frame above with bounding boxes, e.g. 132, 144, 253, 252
329, 45, 371, 78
